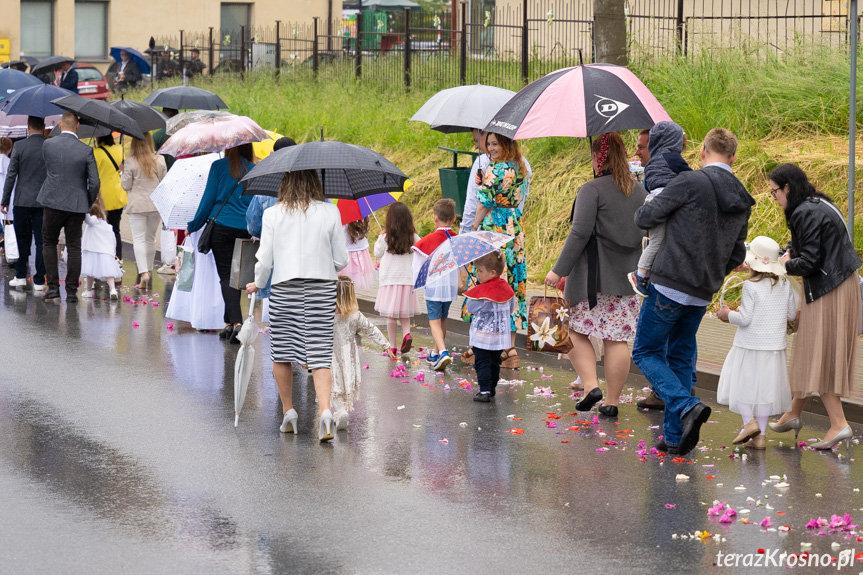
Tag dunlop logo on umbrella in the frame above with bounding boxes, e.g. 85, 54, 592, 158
595, 95, 630, 125
490, 119, 518, 131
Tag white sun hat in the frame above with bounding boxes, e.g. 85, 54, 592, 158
744, 236, 787, 277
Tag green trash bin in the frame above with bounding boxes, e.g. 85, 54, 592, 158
438, 146, 479, 218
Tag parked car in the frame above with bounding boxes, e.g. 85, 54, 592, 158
74, 64, 111, 100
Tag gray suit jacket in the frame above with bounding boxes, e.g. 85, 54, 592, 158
552, 174, 648, 304
37, 132, 100, 213
2, 133, 47, 208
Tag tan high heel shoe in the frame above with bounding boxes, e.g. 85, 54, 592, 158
810, 425, 853, 450
136, 271, 151, 291
733, 419, 761, 445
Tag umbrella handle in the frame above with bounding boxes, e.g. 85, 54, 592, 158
248, 291, 257, 317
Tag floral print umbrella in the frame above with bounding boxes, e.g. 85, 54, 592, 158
158, 115, 270, 157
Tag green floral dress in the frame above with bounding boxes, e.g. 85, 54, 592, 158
461, 159, 527, 331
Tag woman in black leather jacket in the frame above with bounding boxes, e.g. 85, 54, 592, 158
768, 163, 860, 449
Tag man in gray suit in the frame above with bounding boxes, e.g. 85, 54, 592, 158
1, 116, 48, 291
39, 112, 100, 303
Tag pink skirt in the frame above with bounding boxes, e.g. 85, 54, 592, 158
374, 284, 419, 318
343, 249, 375, 290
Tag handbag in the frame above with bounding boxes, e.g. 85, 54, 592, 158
3, 220, 18, 263
229, 238, 259, 290
197, 180, 241, 254
176, 237, 195, 292
526, 286, 573, 354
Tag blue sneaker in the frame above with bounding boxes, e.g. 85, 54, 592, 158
627, 271, 650, 297
426, 352, 439, 365
433, 351, 452, 371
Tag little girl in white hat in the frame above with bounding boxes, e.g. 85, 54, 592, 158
716, 236, 799, 449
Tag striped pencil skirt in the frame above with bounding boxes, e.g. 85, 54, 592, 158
269, 279, 337, 369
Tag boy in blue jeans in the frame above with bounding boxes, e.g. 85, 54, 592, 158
412, 199, 458, 370
464, 251, 515, 402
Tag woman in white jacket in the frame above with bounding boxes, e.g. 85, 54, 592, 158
247, 170, 348, 442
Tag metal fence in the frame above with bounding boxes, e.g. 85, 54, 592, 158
151, 0, 859, 90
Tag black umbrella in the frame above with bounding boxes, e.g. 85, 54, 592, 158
111, 99, 167, 132
48, 123, 112, 139
241, 140, 409, 200
51, 94, 146, 140
0, 68, 43, 101
1, 60, 30, 72
143, 86, 228, 111
30, 55, 75, 76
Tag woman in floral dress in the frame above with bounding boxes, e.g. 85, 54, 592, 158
461, 132, 527, 367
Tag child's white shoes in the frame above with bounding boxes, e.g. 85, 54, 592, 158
334, 409, 349, 431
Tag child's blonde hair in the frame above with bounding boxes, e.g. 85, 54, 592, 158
336, 275, 359, 318
89, 194, 107, 220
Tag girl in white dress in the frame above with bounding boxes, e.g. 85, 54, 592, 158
331, 275, 395, 430
716, 236, 799, 449
80, 196, 122, 300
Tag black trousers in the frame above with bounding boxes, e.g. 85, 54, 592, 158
12, 206, 46, 284
106, 209, 123, 260
210, 222, 251, 325
43, 207, 85, 294
473, 346, 502, 394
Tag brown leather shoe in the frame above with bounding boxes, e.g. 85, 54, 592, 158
636, 391, 665, 410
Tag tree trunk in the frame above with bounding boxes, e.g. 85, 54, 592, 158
594, 0, 628, 65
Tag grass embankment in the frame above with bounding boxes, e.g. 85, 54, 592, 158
131, 46, 863, 305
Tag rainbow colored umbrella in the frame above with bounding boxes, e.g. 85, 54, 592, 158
331, 191, 402, 225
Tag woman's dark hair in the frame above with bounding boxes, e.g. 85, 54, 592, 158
346, 217, 369, 243
769, 163, 831, 222
225, 143, 254, 181
95, 135, 115, 147
384, 202, 415, 255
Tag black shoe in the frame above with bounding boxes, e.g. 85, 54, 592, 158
219, 324, 233, 340
43, 289, 61, 301
473, 392, 492, 403
598, 405, 618, 417
575, 387, 602, 411
678, 403, 711, 455
655, 439, 679, 455
65, 294, 78, 303
229, 324, 242, 344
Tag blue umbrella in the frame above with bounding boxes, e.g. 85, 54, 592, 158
110, 47, 151, 75
0, 69, 43, 102
0, 84, 74, 118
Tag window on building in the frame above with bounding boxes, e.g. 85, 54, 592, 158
20, 0, 54, 59
220, 3, 251, 61
75, 0, 108, 59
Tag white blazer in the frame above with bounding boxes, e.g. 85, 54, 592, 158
254, 200, 348, 288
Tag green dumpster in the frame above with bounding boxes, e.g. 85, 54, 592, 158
438, 146, 479, 218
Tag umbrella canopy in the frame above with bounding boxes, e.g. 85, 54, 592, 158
241, 140, 409, 200
143, 86, 228, 111
0, 111, 62, 139
166, 109, 234, 135
150, 153, 221, 228
414, 230, 514, 290
410, 84, 516, 134
30, 55, 75, 76
109, 47, 152, 75
0, 84, 74, 118
484, 63, 672, 140
332, 192, 402, 225
234, 293, 259, 427
1, 60, 30, 72
157, 116, 269, 157
48, 123, 112, 139
110, 99, 167, 132
0, 69, 43, 102
51, 94, 146, 140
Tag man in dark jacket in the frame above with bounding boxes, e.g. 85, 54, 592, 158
58, 61, 79, 93
1, 116, 48, 291
38, 112, 100, 303
631, 128, 754, 456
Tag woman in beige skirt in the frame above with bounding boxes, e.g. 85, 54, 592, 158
768, 164, 860, 449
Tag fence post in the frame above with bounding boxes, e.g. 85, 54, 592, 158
240, 25, 246, 74
675, 0, 685, 52
683, 17, 689, 57
179, 30, 185, 81
355, 11, 362, 79
521, 0, 529, 85
275, 20, 281, 78
460, 2, 467, 85
404, 8, 412, 89
208, 27, 214, 75
313, 17, 320, 77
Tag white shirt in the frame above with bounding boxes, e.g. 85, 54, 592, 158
374, 232, 420, 286
728, 278, 798, 351
0, 155, 13, 217
254, 200, 348, 288
344, 226, 369, 252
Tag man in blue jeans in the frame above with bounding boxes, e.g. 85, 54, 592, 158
631, 128, 754, 455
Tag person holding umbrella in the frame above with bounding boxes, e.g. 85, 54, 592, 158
188, 144, 256, 343
246, 169, 348, 441
114, 50, 141, 92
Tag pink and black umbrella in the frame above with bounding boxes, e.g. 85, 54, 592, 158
485, 63, 672, 140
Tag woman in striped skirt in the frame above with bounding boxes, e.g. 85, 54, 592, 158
247, 170, 348, 441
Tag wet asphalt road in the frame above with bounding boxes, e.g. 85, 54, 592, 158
2, 270, 863, 574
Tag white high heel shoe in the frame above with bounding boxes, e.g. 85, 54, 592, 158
279, 408, 298, 434
319, 409, 334, 442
